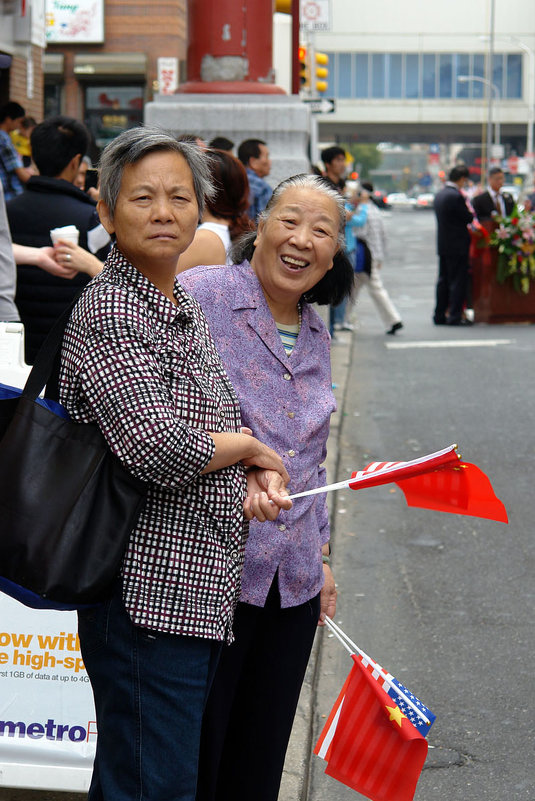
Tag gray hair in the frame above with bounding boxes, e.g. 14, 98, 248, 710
230, 173, 346, 264
98, 125, 215, 219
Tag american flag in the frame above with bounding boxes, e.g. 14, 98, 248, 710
358, 654, 436, 737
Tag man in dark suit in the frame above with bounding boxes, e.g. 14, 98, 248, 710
433, 165, 474, 326
472, 167, 515, 222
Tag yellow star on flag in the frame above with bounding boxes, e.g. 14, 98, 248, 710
386, 704, 407, 727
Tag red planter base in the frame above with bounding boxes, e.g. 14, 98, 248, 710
471, 244, 535, 324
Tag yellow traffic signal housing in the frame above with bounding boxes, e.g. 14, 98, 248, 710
315, 51, 329, 93
298, 45, 309, 89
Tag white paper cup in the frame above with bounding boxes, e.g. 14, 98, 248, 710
50, 225, 79, 246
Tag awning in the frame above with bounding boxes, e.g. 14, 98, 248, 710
43, 53, 64, 76
73, 53, 147, 78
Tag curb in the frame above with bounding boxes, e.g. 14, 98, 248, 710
279, 320, 353, 801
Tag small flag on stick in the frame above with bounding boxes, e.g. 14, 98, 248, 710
288, 444, 508, 523
315, 618, 434, 801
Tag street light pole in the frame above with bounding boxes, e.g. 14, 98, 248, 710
480, 33, 535, 172
458, 75, 501, 170
486, 0, 496, 182
516, 41, 535, 162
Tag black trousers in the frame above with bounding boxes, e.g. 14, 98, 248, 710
434, 253, 469, 324
196, 579, 321, 801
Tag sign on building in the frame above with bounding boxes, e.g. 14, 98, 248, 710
45, 0, 104, 44
157, 57, 179, 95
300, 0, 331, 32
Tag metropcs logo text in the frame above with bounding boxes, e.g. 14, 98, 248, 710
0, 718, 97, 742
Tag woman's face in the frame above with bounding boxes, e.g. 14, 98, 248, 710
98, 150, 199, 273
251, 186, 339, 311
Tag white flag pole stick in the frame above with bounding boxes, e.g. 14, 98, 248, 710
287, 444, 459, 501
288, 479, 351, 500
324, 617, 431, 726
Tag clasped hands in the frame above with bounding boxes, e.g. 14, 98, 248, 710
240, 426, 292, 522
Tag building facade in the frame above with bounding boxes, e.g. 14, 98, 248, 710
44, 0, 186, 157
312, 0, 535, 157
0, 0, 46, 119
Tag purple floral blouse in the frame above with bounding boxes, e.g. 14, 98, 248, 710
179, 260, 336, 608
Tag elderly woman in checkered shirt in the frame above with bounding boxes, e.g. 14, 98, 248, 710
59, 127, 292, 801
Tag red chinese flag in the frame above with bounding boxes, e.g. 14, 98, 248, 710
320, 655, 428, 801
396, 462, 508, 522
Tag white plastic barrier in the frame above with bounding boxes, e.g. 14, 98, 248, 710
0, 324, 95, 791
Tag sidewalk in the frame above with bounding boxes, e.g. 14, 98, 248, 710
0, 320, 353, 801
279, 320, 353, 801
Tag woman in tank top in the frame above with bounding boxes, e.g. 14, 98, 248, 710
177, 148, 254, 271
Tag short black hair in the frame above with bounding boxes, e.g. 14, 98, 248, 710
303, 249, 354, 306
237, 138, 266, 166
448, 165, 470, 182
360, 180, 374, 192
30, 116, 89, 177
321, 145, 345, 165
0, 101, 25, 123
209, 136, 234, 152
489, 166, 504, 177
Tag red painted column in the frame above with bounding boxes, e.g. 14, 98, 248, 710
179, 0, 285, 94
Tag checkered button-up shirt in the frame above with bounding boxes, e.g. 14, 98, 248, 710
0, 130, 24, 201
59, 247, 248, 640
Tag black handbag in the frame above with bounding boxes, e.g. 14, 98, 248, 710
0, 304, 147, 609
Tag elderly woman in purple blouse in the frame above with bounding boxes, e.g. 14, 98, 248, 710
179, 173, 354, 801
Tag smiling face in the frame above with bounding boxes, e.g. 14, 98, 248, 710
250, 186, 339, 319
98, 150, 199, 286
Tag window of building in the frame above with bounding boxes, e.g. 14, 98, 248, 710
372, 54, 386, 98
355, 53, 369, 98
388, 54, 403, 99
439, 54, 453, 98
422, 54, 437, 98
472, 54, 485, 98
492, 53, 504, 97
337, 53, 353, 98
322, 51, 523, 101
454, 53, 470, 98
84, 85, 144, 152
506, 53, 522, 99
405, 54, 419, 98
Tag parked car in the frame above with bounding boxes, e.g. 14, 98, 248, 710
415, 192, 435, 210
370, 189, 391, 209
386, 192, 416, 209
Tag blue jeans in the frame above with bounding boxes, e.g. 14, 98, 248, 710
78, 585, 222, 801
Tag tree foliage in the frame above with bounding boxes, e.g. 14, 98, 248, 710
340, 143, 382, 178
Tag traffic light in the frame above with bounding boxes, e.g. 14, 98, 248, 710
298, 46, 309, 89
315, 52, 329, 93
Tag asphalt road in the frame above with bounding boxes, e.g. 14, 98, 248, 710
306, 209, 534, 800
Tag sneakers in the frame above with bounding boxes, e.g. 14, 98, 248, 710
386, 321, 403, 335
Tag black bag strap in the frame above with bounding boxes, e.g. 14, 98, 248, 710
22, 294, 83, 402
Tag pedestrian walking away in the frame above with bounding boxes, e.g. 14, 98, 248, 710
351, 183, 403, 335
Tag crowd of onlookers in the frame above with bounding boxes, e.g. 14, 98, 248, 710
0, 100, 285, 362
3, 96, 521, 363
